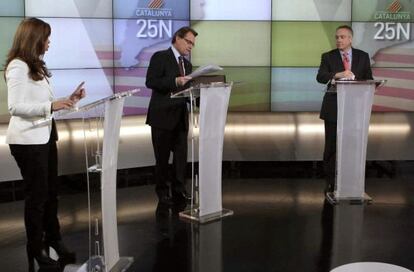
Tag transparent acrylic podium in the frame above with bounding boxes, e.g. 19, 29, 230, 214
326, 80, 386, 205
171, 82, 234, 223
49, 89, 138, 272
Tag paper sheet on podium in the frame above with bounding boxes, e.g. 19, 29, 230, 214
188, 64, 223, 78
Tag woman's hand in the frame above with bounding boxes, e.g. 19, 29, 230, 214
69, 81, 86, 103
52, 99, 74, 111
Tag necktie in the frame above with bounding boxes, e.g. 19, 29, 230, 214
343, 52, 350, 70
178, 56, 185, 76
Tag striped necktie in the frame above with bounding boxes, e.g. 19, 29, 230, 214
343, 52, 350, 70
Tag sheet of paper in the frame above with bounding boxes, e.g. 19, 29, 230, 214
187, 64, 223, 78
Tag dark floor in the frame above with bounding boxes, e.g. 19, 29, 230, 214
0, 171, 413, 272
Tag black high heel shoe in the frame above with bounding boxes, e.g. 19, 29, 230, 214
27, 246, 60, 272
46, 240, 76, 263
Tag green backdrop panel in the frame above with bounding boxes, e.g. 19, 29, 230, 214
191, 21, 271, 67
272, 21, 349, 67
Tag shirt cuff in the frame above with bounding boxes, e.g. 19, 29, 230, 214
45, 101, 52, 118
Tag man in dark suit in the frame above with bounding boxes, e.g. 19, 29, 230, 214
316, 25, 373, 194
146, 27, 198, 208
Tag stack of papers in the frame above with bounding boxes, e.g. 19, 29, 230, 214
187, 64, 223, 78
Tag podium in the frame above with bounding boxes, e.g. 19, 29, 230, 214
42, 90, 138, 272
326, 80, 385, 205
171, 82, 234, 223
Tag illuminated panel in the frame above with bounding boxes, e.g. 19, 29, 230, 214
352, 22, 413, 68
0, 1, 24, 16
25, 0, 112, 18
352, 21, 414, 112
43, 18, 113, 69
191, 21, 271, 66
114, 0, 190, 20
113, 18, 188, 115
352, 0, 414, 22
191, 0, 271, 20
272, 0, 351, 21
219, 67, 271, 111
114, 67, 151, 115
114, 19, 188, 68
271, 68, 323, 111
50, 69, 114, 119
351, 1, 414, 112
371, 67, 414, 111
272, 21, 348, 67
0, 18, 21, 71
107, 0, 192, 116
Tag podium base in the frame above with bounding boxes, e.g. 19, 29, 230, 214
179, 208, 233, 224
326, 192, 372, 205
63, 256, 133, 272
109, 257, 134, 272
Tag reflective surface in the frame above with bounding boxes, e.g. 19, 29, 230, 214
1, 112, 414, 182
331, 262, 412, 272
0, 177, 413, 272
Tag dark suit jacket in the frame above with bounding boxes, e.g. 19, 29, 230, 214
146, 47, 192, 130
316, 48, 373, 122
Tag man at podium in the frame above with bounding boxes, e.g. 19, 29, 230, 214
146, 27, 198, 209
316, 25, 373, 194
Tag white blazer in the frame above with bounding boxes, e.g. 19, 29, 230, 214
6, 59, 54, 145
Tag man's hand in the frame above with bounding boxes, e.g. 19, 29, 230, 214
335, 70, 355, 79
176, 76, 192, 87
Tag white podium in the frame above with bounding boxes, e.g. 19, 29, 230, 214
48, 90, 139, 272
326, 80, 385, 205
172, 82, 234, 223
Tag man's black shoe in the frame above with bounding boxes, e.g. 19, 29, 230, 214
172, 201, 187, 213
172, 191, 191, 205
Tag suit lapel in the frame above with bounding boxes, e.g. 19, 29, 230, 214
333, 49, 344, 71
167, 48, 181, 76
183, 58, 191, 75
167, 47, 191, 75
351, 48, 359, 74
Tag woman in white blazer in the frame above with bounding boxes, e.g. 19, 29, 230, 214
5, 18, 85, 272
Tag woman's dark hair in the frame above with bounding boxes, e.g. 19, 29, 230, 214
5, 17, 51, 81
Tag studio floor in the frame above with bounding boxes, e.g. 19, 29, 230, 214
0, 173, 413, 272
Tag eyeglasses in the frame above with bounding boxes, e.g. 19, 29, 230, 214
183, 37, 195, 47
